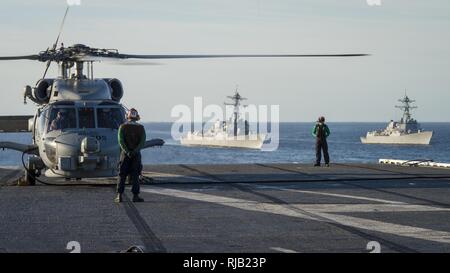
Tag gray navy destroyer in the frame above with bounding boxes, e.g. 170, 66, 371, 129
361, 94, 433, 145
180, 90, 266, 149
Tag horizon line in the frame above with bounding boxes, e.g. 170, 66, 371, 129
140, 120, 450, 123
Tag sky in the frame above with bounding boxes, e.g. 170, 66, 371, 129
0, 0, 449, 122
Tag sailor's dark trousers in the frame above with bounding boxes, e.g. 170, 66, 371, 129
117, 151, 141, 195
315, 138, 330, 165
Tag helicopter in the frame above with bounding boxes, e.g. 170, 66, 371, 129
0, 5, 368, 185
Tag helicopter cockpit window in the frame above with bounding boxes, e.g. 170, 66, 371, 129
78, 108, 96, 129
97, 108, 125, 129
48, 108, 77, 132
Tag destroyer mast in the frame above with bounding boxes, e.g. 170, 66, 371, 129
224, 87, 248, 137
395, 92, 418, 124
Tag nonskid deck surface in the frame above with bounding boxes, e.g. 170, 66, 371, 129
0, 163, 450, 253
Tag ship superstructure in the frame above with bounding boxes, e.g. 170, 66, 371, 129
180, 89, 265, 149
361, 94, 433, 145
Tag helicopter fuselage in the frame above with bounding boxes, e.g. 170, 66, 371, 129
0, 57, 162, 183
28, 76, 127, 178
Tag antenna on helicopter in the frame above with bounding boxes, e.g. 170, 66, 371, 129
41, 5, 71, 81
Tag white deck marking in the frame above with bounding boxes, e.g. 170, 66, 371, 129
142, 172, 217, 182
283, 189, 406, 204
270, 247, 298, 253
178, 176, 218, 182
316, 212, 450, 244
141, 187, 450, 244
291, 203, 450, 213
141, 188, 317, 220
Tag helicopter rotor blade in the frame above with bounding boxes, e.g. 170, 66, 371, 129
41, 6, 70, 80
75, 53, 370, 62
109, 61, 163, 66
41, 60, 52, 79
76, 55, 162, 65
0, 55, 40, 61
0, 7, 69, 65
53, 6, 70, 50
114, 53, 369, 60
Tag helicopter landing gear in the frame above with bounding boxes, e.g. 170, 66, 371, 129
23, 168, 37, 186
18, 167, 40, 186
19, 155, 44, 186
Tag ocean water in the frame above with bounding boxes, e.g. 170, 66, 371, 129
1, 122, 449, 166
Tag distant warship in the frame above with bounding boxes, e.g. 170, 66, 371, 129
361, 94, 433, 145
180, 90, 265, 149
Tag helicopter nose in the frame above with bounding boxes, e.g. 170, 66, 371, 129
81, 136, 100, 154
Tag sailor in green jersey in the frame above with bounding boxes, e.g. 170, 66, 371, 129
115, 108, 146, 203
312, 116, 330, 167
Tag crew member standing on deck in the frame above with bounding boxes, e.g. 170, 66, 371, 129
312, 116, 330, 167
115, 108, 146, 203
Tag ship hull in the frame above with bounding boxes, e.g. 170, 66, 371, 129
180, 135, 265, 149
360, 131, 433, 145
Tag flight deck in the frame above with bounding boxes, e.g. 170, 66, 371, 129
0, 163, 449, 253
